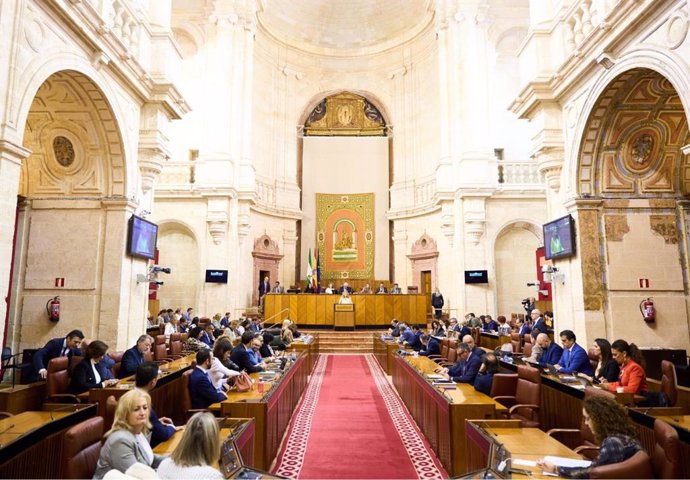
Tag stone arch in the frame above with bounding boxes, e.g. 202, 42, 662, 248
492, 220, 543, 246
298, 89, 392, 130
12, 55, 131, 196
567, 47, 690, 197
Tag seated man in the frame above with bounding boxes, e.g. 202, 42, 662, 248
390, 283, 402, 294
536, 333, 563, 369
189, 349, 227, 409
554, 329, 594, 376
119, 335, 153, 379
33, 329, 84, 380
474, 353, 500, 396
359, 283, 373, 294
376, 282, 387, 294
410, 325, 423, 351
231, 332, 264, 373
389, 319, 401, 337
483, 315, 499, 332
443, 342, 482, 384
418, 334, 440, 357
136, 362, 178, 447
338, 282, 353, 294
462, 334, 486, 359
273, 281, 284, 293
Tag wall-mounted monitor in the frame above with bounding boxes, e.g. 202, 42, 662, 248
543, 214, 576, 260
465, 270, 488, 284
205, 269, 228, 283
127, 215, 158, 260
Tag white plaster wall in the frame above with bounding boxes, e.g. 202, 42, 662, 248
495, 228, 540, 317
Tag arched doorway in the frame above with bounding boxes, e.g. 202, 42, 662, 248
8, 70, 130, 353
574, 68, 690, 349
156, 221, 200, 314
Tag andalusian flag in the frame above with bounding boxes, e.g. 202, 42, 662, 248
315, 248, 321, 293
306, 248, 314, 290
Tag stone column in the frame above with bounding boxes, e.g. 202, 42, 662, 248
0, 140, 30, 347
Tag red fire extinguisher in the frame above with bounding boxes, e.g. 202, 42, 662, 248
639, 298, 655, 323
46, 296, 60, 322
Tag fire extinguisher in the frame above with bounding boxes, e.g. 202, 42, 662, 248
639, 297, 655, 323
46, 296, 60, 322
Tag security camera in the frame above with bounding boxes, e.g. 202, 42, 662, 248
526, 281, 540, 289
151, 266, 171, 274
154, 281, 164, 286
541, 265, 553, 274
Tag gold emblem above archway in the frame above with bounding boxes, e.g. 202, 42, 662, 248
304, 92, 386, 136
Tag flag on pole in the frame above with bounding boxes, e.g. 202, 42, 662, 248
316, 248, 321, 293
306, 248, 314, 291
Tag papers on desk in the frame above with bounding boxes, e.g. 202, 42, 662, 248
512, 459, 537, 468
543, 456, 592, 468
426, 374, 445, 380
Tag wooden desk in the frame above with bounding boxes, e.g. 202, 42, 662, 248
392, 354, 507, 476
0, 404, 96, 478
480, 332, 512, 351
334, 303, 355, 330
289, 334, 319, 372
373, 334, 400, 374
154, 418, 255, 467
89, 353, 195, 424
0, 382, 46, 414
465, 420, 582, 476
264, 293, 427, 327
209, 353, 309, 470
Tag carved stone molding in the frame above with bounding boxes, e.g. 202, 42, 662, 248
252, 234, 283, 306
252, 234, 283, 260
534, 147, 564, 193
407, 233, 439, 292
207, 211, 228, 245
407, 233, 439, 261
237, 203, 251, 245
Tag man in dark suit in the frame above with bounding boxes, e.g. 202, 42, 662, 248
258, 276, 271, 305
119, 335, 153, 378
536, 333, 563, 368
462, 334, 486, 359
189, 349, 227, 409
445, 342, 482, 384
33, 329, 85, 380
554, 330, 594, 376
531, 309, 548, 338
389, 319, 401, 337
376, 283, 387, 294
136, 362, 178, 447
418, 334, 440, 357
231, 332, 264, 373
338, 282, 353, 294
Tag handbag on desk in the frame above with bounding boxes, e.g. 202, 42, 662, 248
231, 372, 253, 392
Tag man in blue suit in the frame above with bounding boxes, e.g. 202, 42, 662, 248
398, 323, 414, 346
418, 334, 440, 356
444, 342, 483, 384
136, 362, 177, 447
33, 329, 84, 380
531, 309, 548, 338
536, 333, 563, 369
231, 332, 264, 373
189, 349, 227, 409
119, 334, 153, 378
554, 330, 594, 376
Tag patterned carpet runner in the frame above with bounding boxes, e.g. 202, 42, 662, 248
271, 354, 446, 479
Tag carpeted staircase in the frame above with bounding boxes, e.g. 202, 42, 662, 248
302, 330, 378, 354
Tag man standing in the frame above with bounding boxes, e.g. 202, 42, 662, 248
258, 276, 271, 305
33, 329, 84, 380
189, 350, 227, 409
554, 330, 594, 376
531, 309, 548, 338
135, 362, 178, 447
536, 333, 563, 368
119, 335, 153, 378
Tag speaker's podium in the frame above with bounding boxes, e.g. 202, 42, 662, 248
334, 304, 355, 330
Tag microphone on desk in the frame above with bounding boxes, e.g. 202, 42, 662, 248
49, 403, 78, 421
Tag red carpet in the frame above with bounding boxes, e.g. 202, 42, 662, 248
272, 354, 446, 479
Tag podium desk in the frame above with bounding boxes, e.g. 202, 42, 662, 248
289, 334, 319, 372
334, 303, 355, 330
373, 334, 400, 374
209, 353, 309, 470
392, 354, 507, 476
0, 404, 96, 478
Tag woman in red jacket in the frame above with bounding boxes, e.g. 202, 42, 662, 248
601, 339, 648, 394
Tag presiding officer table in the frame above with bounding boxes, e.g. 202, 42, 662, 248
264, 293, 427, 327
390, 353, 508, 476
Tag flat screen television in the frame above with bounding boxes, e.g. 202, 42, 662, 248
127, 215, 158, 260
543, 214, 576, 260
205, 269, 228, 283
465, 270, 488, 284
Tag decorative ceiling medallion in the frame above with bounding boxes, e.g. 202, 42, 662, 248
53, 136, 75, 167
622, 129, 659, 174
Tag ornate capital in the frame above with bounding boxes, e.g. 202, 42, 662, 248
207, 211, 228, 245
534, 147, 564, 193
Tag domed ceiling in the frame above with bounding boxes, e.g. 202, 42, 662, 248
256, 0, 434, 54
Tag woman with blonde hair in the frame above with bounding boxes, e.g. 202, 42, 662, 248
281, 319, 294, 344
93, 389, 164, 478
157, 412, 223, 479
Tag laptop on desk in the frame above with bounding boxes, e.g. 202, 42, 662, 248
546, 364, 580, 384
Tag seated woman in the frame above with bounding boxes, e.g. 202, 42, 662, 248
222, 319, 241, 345
601, 339, 648, 394
474, 353, 499, 396
281, 319, 294, 345
210, 340, 240, 390
538, 396, 642, 478
338, 290, 353, 304
260, 332, 277, 358
578, 338, 620, 383
68, 340, 118, 394
157, 412, 223, 479
430, 319, 445, 337
288, 321, 301, 339
93, 389, 164, 479
184, 326, 208, 352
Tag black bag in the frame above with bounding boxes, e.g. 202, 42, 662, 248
641, 391, 669, 407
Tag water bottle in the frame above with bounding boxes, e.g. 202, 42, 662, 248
291, 348, 296, 361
